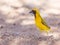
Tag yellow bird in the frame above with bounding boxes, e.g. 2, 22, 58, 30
30, 8, 50, 33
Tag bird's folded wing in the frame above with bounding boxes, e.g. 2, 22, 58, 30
41, 18, 50, 29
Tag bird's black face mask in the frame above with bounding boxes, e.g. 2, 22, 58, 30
29, 10, 36, 17
29, 10, 36, 15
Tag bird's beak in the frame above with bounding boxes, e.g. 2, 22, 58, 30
29, 10, 34, 14
29, 10, 36, 15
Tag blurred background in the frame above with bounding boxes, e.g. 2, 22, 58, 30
0, 0, 60, 45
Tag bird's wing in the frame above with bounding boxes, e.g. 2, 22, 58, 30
41, 18, 50, 29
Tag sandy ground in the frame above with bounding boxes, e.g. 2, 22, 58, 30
0, 14, 60, 45
0, 0, 60, 45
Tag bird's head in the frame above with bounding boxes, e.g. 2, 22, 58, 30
29, 8, 38, 15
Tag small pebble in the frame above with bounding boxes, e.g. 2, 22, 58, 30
13, 23, 16, 26
0, 25, 3, 29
